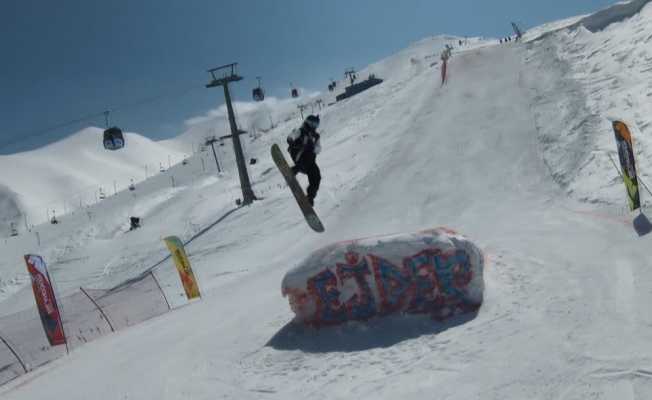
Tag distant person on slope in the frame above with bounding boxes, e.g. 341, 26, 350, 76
287, 114, 322, 206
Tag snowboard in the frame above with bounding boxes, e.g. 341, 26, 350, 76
271, 143, 325, 233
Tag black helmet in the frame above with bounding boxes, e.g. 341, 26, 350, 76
304, 114, 320, 130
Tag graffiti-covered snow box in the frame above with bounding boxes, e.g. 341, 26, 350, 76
282, 228, 484, 326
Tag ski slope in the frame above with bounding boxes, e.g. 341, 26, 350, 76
0, 128, 187, 231
2, 1, 652, 398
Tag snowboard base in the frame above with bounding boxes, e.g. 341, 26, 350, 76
271, 144, 325, 233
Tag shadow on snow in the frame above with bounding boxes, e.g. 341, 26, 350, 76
266, 311, 478, 353
633, 212, 652, 237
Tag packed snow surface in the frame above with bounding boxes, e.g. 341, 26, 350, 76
2, 1, 652, 398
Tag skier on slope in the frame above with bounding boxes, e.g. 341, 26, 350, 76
287, 114, 321, 206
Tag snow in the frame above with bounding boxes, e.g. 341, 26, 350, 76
0, 127, 187, 230
281, 228, 484, 325
1, 0, 652, 398
574, 0, 652, 32
523, 0, 652, 207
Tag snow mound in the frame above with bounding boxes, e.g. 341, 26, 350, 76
576, 0, 651, 32
282, 228, 484, 326
524, 0, 652, 206
172, 95, 319, 151
523, 0, 650, 41
0, 127, 185, 227
0, 184, 22, 232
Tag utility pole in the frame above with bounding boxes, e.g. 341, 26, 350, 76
206, 63, 256, 205
204, 136, 222, 173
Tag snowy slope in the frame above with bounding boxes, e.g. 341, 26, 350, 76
0, 128, 187, 231
2, 1, 652, 399
524, 0, 652, 207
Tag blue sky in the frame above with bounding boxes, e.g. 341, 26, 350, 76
0, 0, 615, 154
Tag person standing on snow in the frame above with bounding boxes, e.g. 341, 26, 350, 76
287, 114, 322, 206
441, 45, 453, 61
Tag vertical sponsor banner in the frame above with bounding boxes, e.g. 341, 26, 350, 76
612, 120, 641, 211
24, 255, 66, 346
163, 236, 201, 300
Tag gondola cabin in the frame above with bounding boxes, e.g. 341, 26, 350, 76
103, 127, 125, 150
291, 88, 299, 98
252, 77, 265, 102
253, 87, 264, 102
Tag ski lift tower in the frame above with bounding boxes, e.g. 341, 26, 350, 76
206, 63, 257, 205
204, 136, 222, 173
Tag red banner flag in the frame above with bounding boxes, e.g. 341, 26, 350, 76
24, 255, 66, 346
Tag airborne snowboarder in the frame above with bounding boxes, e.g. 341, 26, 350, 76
287, 114, 322, 206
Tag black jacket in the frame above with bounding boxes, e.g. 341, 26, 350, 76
287, 124, 321, 165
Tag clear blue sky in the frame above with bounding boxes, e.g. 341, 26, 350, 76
0, 0, 614, 154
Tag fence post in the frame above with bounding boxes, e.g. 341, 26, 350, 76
0, 333, 28, 373
150, 271, 171, 310
79, 287, 115, 332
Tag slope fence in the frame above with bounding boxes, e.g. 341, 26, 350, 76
0, 205, 244, 387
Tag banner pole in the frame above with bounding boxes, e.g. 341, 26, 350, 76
607, 153, 624, 180
45, 267, 69, 355
608, 153, 649, 213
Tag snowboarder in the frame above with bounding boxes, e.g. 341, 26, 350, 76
129, 216, 141, 231
287, 114, 321, 206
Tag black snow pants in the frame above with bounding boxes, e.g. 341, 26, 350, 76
291, 159, 321, 202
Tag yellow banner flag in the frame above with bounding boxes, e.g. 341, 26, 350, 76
164, 236, 201, 299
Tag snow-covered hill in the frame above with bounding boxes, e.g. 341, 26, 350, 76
524, 0, 652, 206
2, 0, 652, 398
0, 128, 187, 231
